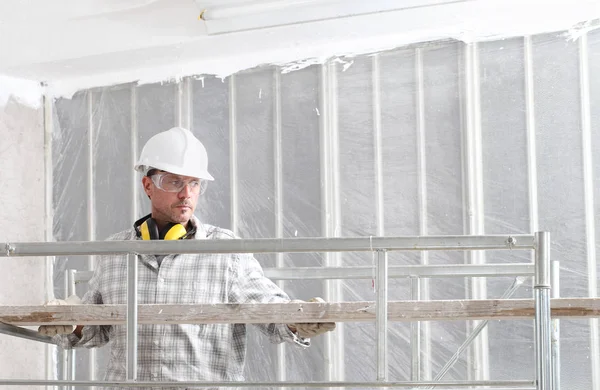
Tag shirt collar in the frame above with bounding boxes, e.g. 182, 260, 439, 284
188, 215, 208, 240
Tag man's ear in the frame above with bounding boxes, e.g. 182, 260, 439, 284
142, 176, 152, 199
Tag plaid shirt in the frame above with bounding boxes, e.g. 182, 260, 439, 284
56, 216, 309, 389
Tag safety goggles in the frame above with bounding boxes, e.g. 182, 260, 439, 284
150, 172, 208, 195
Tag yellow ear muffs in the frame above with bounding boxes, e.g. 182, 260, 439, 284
140, 220, 152, 240
134, 214, 192, 240
163, 224, 187, 240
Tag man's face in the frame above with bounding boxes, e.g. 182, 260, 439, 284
142, 171, 201, 225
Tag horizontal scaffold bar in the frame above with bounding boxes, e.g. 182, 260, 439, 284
1, 298, 598, 326
72, 263, 535, 283
0, 234, 535, 257
0, 379, 537, 388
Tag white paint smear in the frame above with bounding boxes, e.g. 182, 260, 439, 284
0, 74, 43, 108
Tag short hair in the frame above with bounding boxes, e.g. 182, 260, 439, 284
146, 168, 160, 177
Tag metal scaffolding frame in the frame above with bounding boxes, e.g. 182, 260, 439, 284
64, 259, 534, 387
0, 233, 553, 389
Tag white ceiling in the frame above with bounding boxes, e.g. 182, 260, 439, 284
0, 0, 599, 97
0, 0, 204, 77
0, 0, 461, 82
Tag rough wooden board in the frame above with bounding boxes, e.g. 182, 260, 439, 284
1, 298, 599, 326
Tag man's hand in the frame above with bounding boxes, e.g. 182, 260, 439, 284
288, 297, 336, 338
37, 295, 82, 336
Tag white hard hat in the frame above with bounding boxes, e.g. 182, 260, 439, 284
134, 127, 214, 180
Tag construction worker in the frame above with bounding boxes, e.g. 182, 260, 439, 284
39, 126, 336, 388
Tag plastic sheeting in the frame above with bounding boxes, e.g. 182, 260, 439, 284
51, 30, 600, 389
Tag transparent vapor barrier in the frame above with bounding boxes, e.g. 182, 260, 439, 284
50, 29, 600, 389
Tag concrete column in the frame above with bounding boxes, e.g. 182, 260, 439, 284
0, 95, 47, 389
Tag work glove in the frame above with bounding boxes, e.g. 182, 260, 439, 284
37, 295, 82, 336
289, 297, 336, 338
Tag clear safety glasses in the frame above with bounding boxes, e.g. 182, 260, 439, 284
150, 172, 208, 195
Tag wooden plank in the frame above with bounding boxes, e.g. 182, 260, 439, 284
1, 298, 600, 326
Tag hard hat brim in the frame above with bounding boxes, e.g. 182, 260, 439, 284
134, 163, 214, 181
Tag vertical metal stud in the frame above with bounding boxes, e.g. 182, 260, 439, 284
524, 36, 540, 239
130, 86, 139, 223
87, 91, 97, 383
373, 53, 388, 385
578, 31, 600, 390
460, 42, 489, 381
87, 91, 96, 249
43, 92, 59, 388
415, 46, 431, 381
273, 68, 287, 387
524, 40, 543, 388
320, 61, 344, 386
229, 75, 239, 235
176, 78, 192, 130
372, 54, 385, 237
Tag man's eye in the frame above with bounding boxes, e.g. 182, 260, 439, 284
170, 180, 184, 187
189, 181, 200, 188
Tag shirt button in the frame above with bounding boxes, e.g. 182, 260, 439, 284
153, 340, 159, 346
151, 373, 157, 379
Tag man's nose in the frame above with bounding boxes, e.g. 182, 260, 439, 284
178, 183, 192, 198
